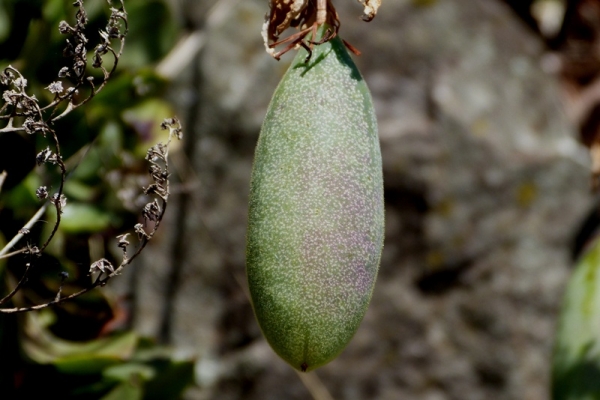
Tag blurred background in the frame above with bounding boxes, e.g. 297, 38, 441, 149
1, 0, 600, 398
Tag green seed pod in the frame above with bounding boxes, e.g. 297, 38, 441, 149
246, 31, 384, 372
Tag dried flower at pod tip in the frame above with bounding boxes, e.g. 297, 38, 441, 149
360, 0, 381, 21
262, 0, 381, 59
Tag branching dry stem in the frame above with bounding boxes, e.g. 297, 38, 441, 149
0, 0, 181, 313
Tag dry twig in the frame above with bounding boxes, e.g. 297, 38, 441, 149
0, 118, 182, 313
0, 0, 181, 313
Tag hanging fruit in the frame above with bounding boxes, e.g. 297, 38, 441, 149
247, 2, 384, 371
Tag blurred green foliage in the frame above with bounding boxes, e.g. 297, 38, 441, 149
553, 237, 600, 399
0, 0, 193, 398
15, 310, 194, 399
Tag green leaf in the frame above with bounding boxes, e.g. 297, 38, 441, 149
63, 180, 98, 202
0, 3, 10, 42
22, 311, 138, 373
144, 360, 195, 400
60, 203, 114, 233
553, 237, 600, 399
117, 0, 178, 69
2, 172, 42, 217
87, 73, 134, 114
103, 362, 156, 382
42, 0, 67, 22
100, 381, 143, 400
121, 98, 177, 157
54, 356, 123, 375
69, 145, 105, 182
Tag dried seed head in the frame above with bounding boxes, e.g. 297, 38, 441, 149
134, 223, 149, 240
51, 193, 67, 211
13, 77, 27, 89
2, 89, 18, 105
36, 147, 54, 165
161, 117, 183, 140
116, 233, 130, 251
23, 117, 35, 134
142, 199, 161, 222
89, 258, 115, 275
26, 246, 40, 255
58, 67, 70, 78
46, 81, 64, 94
0, 69, 14, 85
36, 186, 49, 200
58, 20, 72, 34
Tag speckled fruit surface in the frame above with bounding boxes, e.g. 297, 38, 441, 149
246, 31, 384, 372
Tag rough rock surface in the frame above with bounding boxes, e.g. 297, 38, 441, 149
132, 0, 594, 398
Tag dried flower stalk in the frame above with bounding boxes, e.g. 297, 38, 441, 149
0, 117, 182, 313
0, 1, 181, 313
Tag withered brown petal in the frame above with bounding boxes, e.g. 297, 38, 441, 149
358, 0, 381, 21
269, 0, 310, 41
263, 0, 310, 57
